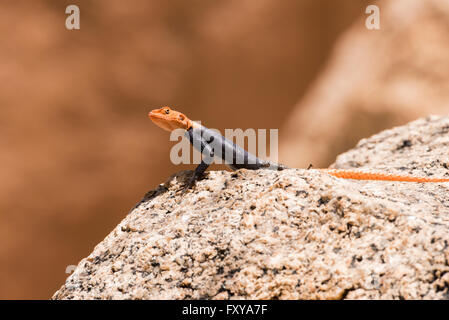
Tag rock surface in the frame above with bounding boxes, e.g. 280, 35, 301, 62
53, 116, 449, 299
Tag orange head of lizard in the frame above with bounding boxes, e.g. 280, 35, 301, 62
148, 106, 192, 132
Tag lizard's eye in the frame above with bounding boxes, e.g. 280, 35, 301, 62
179, 115, 184, 121
164, 109, 170, 114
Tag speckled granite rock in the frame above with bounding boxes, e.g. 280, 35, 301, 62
53, 116, 449, 299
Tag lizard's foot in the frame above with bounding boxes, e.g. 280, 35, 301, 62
180, 170, 206, 194
277, 163, 288, 171
180, 161, 210, 194
259, 162, 288, 171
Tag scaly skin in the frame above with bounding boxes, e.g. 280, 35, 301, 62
149, 106, 449, 183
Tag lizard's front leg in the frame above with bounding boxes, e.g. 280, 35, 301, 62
184, 160, 210, 190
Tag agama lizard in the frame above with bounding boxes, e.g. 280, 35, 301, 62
149, 106, 449, 189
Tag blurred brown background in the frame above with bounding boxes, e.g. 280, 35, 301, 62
1, 0, 448, 299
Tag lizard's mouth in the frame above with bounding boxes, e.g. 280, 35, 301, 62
148, 110, 161, 120
148, 111, 170, 126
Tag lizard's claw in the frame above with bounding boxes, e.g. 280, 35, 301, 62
180, 170, 206, 195
181, 175, 197, 194
180, 161, 210, 195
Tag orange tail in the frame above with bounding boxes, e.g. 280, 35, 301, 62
321, 169, 449, 182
